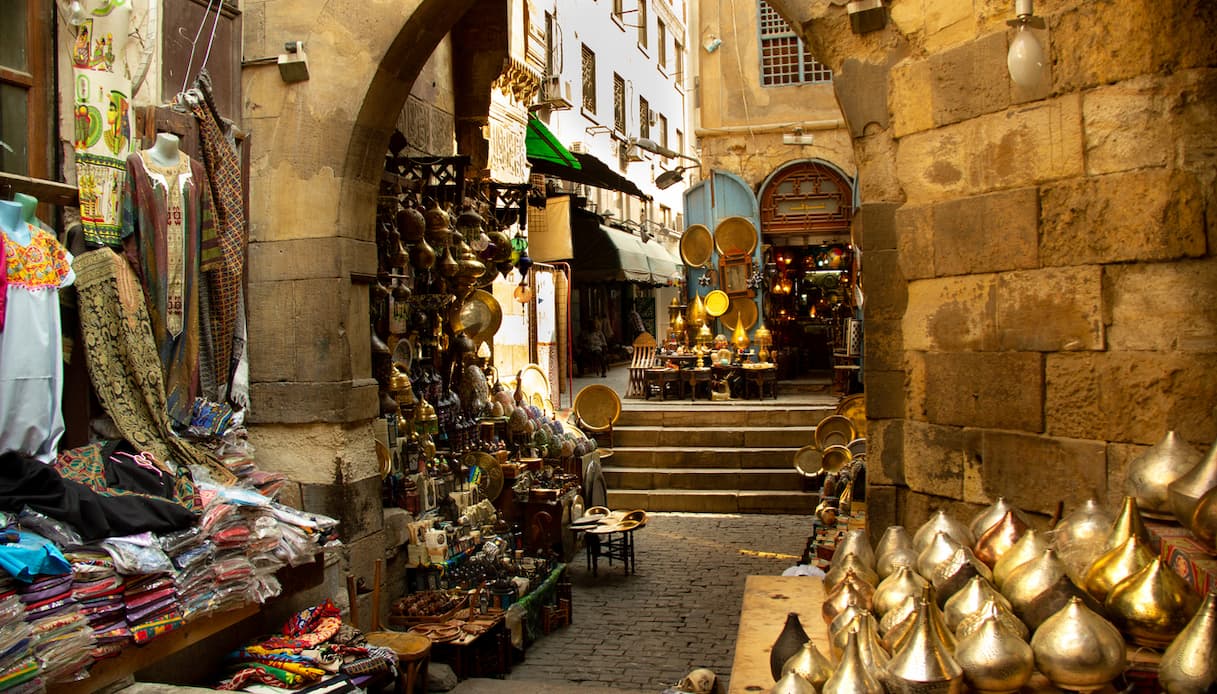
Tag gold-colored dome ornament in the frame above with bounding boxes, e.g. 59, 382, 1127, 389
874, 564, 928, 619
768, 671, 816, 694
1030, 597, 1126, 693
876, 526, 916, 576
829, 602, 869, 647
1193, 486, 1217, 550
1158, 590, 1217, 694
969, 497, 1023, 542
1054, 498, 1116, 585
879, 594, 917, 639
974, 510, 1030, 569
993, 528, 1049, 590
954, 608, 1034, 694
1126, 431, 1203, 518
1002, 548, 1094, 631
1083, 534, 1155, 604
688, 293, 707, 328
780, 639, 834, 690
825, 552, 878, 591
943, 576, 1011, 633
917, 531, 962, 581
913, 510, 974, 555
882, 599, 964, 694
731, 320, 751, 351
823, 629, 884, 694
887, 586, 956, 655
931, 546, 993, 605
829, 612, 889, 667
822, 570, 875, 625
1105, 495, 1154, 552
955, 597, 1029, 642
1170, 436, 1217, 535
1105, 557, 1202, 648
833, 529, 876, 572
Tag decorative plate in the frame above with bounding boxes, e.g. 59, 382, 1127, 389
573, 384, 621, 429
517, 363, 550, 405
836, 394, 867, 438
720, 297, 758, 331
465, 451, 504, 500
821, 444, 853, 474
815, 415, 857, 450
452, 289, 502, 346
714, 217, 758, 257
391, 337, 413, 372
680, 224, 714, 268
845, 437, 867, 458
793, 445, 824, 477
703, 290, 730, 317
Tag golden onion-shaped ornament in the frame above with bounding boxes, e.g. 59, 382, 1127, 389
874, 564, 928, 619
932, 546, 993, 606
993, 528, 1049, 590
879, 546, 920, 583
768, 671, 816, 694
822, 571, 874, 625
1054, 498, 1116, 585
969, 497, 1022, 543
1083, 533, 1155, 604
1126, 430, 1202, 518
1168, 435, 1217, 531
823, 629, 884, 694
889, 586, 956, 654
1105, 557, 1201, 648
944, 576, 1011, 633
883, 599, 964, 694
780, 639, 834, 690
1106, 495, 1154, 552
876, 526, 915, 568
829, 607, 887, 663
953, 609, 1033, 694
829, 602, 868, 645
833, 529, 876, 572
1193, 487, 1217, 550
914, 510, 974, 554
880, 594, 917, 638
974, 510, 1029, 569
825, 552, 878, 591
1030, 597, 1125, 692
1159, 590, 1217, 694
955, 598, 1029, 642
917, 531, 962, 580
1002, 548, 1095, 631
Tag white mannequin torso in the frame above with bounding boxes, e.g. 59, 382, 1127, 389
146, 132, 182, 169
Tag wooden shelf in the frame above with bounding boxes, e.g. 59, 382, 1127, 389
0, 172, 79, 208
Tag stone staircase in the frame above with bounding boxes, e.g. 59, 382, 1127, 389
603, 400, 838, 514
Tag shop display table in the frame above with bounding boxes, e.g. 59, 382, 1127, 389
426, 610, 511, 680
680, 367, 713, 401
741, 365, 777, 400
644, 368, 681, 401
728, 576, 830, 694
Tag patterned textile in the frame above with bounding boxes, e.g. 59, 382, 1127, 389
187, 72, 246, 399
130, 611, 182, 644
218, 663, 304, 690
262, 600, 342, 649
54, 442, 199, 513
0, 232, 6, 330
3, 225, 72, 290
72, 249, 236, 486
121, 151, 220, 426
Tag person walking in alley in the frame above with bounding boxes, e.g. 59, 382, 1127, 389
579, 319, 608, 377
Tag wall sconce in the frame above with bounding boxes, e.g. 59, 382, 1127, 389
1006, 0, 1046, 88
278, 41, 310, 83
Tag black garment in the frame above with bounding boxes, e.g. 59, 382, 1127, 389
0, 450, 196, 541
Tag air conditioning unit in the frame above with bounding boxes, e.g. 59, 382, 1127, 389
540, 75, 573, 109
569, 141, 587, 153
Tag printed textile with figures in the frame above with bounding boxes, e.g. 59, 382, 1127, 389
71, 0, 135, 247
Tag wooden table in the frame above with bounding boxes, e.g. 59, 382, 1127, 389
727, 576, 830, 694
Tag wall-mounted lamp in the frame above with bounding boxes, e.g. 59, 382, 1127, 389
702, 35, 722, 53
1006, 0, 1046, 89
655, 165, 696, 190
278, 41, 310, 83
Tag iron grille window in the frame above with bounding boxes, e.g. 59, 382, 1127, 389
582, 44, 596, 112
758, 0, 832, 86
639, 97, 650, 139
613, 73, 625, 133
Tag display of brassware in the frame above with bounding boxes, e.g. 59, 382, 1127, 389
874, 564, 928, 619
882, 599, 964, 694
841, 612, 889, 669
969, 497, 1023, 541
917, 531, 963, 580
889, 587, 956, 654
1169, 437, 1217, 535
913, 510, 973, 554
1030, 597, 1126, 692
880, 594, 917, 638
832, 529, 875, 572
780, 639, 834, 689
1105, 557, 1201, 648
1002, 548, 1096, 631
1126, 431, 1203, 519
974, 510, 1029, 569
769, 612, 810, 681
877, 526, 919, 580
825, 552, 878, 591
822, 571, 874, 625
1083, 534, 1156, 604
1054, 498, 1116, 585
823, 629, 884, 694
992, 529, 1049, 590
1193, 486, 1217, 550
953, 608, 1033, 694
1158, 590, 1217, 694
932, 546, 993, 604
954, 598, 1029, 642
1105, 495, 1154, 552
943, 576, 1011, 633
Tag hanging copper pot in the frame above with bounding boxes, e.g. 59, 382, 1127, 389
914, 510, 974, 554
1083, 534, 1155, 604
412, 236, 436, 270
1126, 431, 1203, 519
993, 528, 1049, 590
1158, 590, 1217, 694
974, 510, 1030, 569
1105, 557, 1202, 648
1030, 597, 1126, 692
439, 242, 460, 278
397, 202, 426, 243
424, 199, 451, 246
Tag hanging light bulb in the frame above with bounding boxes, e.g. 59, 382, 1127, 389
1006, 0, 1046, 89
66, 0, 88, 26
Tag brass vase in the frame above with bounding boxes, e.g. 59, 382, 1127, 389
825, 552, 879, 591
953, 609, 1033, 694
914, 510, 974, 554
955, 598, 1029, 642
974, 510, 1029, 569
874, 564, 928, 619
883, 599, 964, 694
931, 546, 993, 606
780, 639, 834, 690
769, 612, 810, 681
917, 531, 963, 580
1169, 436, 1217, 530
944, 576, 1011, 633
993, 528, 1048, 590
1105, 495, 1154, 552
1083, 533, 1155, 604
823, 629, 884, 694
1030, 596, 1126, 693
822, 571, 875, 625
1002, 548, 1096, 631
1127, 430, 1203, 519
833, 529, 876, 572
769, 671, 816, 694
1193, 486, 1217, 550
1158, 590, 1217, 694
1105, 557, 1201, 648
1053, 498, 1115, 585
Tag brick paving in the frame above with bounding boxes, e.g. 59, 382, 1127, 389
504, 512, 811, 692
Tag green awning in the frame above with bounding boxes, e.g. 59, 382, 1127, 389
526, 117, 580, 169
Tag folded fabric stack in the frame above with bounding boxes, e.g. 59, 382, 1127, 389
122, 574, 182, 646
21, 574, 94, 683
268, 503, 340, 568
68, 551, 128, 661
0, 578, 39, 693
159, 527, 215, 621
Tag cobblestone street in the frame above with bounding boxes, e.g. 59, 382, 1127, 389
504, 512, 812, 692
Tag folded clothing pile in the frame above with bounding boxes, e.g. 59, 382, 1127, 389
0, 577, 39, 693
159, 527, 215, 621
20, 573, 94, 684
123, 574, 181, 645
68, 551, 128, 660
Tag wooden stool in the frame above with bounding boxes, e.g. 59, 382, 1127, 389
348, 560, 431, 694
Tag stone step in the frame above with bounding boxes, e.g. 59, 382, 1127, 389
613, 425, 812, 449
605, 447, 800, 469
618, 405, 836, 428
603, 466, 807, 491
607, 489, 819, 515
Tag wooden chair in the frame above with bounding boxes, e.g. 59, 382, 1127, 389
626, 331, 657, 398
347, 559, 431, 694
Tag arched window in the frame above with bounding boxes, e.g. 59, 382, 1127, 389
759, 161, 853, 237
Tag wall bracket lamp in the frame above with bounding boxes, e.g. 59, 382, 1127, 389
1005, 0, 1046, 88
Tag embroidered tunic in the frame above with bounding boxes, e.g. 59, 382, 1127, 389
0, 224, 74, 462
121, 151, 220, 427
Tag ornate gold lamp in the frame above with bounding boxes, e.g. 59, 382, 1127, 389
754, 319, 772, 363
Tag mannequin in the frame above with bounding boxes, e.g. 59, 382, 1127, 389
0, 200, 26, 244
147, 132, 181, 169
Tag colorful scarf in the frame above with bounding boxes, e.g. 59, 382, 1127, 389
262, 600, 342, 649
0, 231, 6, 331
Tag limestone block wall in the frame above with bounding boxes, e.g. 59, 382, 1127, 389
763, 0, 1217, 535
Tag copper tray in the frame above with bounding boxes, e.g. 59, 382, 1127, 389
465, 451, 504, 500
720, 297, 758, 331
452, 289, 502, 346
573, 384, 621, 429
714, 217, 758, 257
703, 290, 730, 318
680, 224, 713, 267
